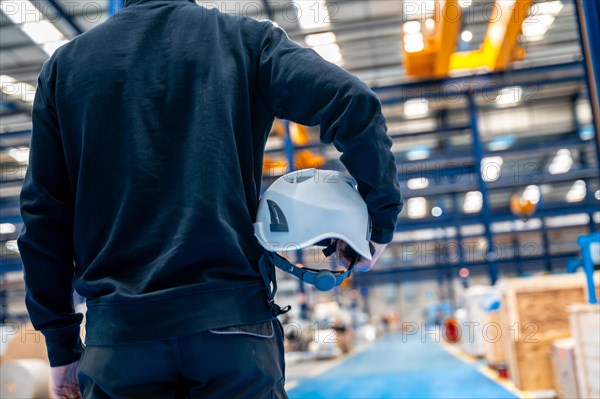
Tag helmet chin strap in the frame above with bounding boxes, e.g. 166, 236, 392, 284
262, 246, 359, 292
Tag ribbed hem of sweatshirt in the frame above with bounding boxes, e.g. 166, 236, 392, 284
84, 281, 274, 346
43, 323, 85, 367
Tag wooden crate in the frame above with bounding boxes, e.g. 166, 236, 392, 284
568, 304, 600, 399
512, 330, 571, 391
0, 322, 48, 364
497, 272, 599, 391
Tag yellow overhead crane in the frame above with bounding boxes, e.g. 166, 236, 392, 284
403, 0, 533, 78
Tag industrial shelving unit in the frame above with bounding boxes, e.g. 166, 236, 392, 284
1, 63, 598, 317
262, 61, 599, 292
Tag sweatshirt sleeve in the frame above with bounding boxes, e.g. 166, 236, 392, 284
17, 64, 84, 367
256, 22, 402, 243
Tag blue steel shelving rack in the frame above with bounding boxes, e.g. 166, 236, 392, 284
1, 32, 600, 320
0, 65, 598, 278
269, 60, 600, 291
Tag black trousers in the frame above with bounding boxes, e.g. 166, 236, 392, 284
77, 319, 288, 399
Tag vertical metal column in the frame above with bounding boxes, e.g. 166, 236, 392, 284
572, 95, 598, 233
467, 93, 498, 284
540, 220, 552, 272
451, 193, 465, 268
0, 274, 7, 324
575, 0, 600, 161
46, 0, 84, 35
283, 121, 308, 320
512, 238, 523, 276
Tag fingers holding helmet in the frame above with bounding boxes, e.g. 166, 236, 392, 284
334, 240, 387, 272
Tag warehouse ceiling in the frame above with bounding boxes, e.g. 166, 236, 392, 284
0, 0, 584, 104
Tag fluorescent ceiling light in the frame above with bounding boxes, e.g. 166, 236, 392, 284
0, 75, 36, 103
21, 20, 63, 43
407, 197, 428, 219
404, 98, 429, 118
461, 30, 473, 42
463, 191, 483, 213
5, 240, 19, 253
406, 145, 431, 161
523, 185, 541, 204
488, 24, 506, 45
425, 18, 435, 32
487, 135, 515, 151
403, 21, 422, 34
305, 32, 337, 47
459, 0, 473, 7
407, 178, 429, 190
481, 156, 503, 182
1, 1, 68, 56
0, 223, 16, 235
0, 75, 16, 86
566, 180, 586, 203
8, 147, 30, 163
431, 206, 443, 217
537, 0, 564, 16
549, 148, 573, 174
523, 14, 555, 41
579, 125, 594, 141
304, 32, 342, 64
297, 0, 330, 30
495, 86, 523, 106
42, 40, 69, 56
403, 32, 425, 53
312, 43, 342, 64
0, 0, 42, 24
522, 2, 562, 42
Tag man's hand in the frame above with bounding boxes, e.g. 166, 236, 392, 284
335, 240, 387, 272
50, 360, 81, 399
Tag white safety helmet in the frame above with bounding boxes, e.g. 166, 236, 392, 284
254, 168, 372, 260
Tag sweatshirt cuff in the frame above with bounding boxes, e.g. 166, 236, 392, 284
370, 227, 394, 244
42, 323, 84, 367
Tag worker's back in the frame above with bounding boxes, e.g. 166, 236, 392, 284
19, 0, 402, 368
21, 0, 275, 346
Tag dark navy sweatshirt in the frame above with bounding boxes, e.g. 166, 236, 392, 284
18, 0, 402, 367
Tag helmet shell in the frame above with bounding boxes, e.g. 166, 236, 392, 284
254, 169, 372, 260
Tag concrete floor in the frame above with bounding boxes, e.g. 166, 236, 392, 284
285, 333, 519, 399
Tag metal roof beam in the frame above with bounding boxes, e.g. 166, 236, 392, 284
45, 0, 84, 36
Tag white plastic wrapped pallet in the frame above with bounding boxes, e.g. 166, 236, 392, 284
0, 359, 51, 399
460, 285, 499, 357
567, 304, 600, 399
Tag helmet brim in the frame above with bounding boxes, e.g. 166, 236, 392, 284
254, 222, 372, 261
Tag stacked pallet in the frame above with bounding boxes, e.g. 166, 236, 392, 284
497, 272, 599, 392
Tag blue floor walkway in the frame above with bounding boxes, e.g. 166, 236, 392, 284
288, 333, 518, 399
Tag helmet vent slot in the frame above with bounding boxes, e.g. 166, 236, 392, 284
289, 175, 313, 183
267, 199, 289, 232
